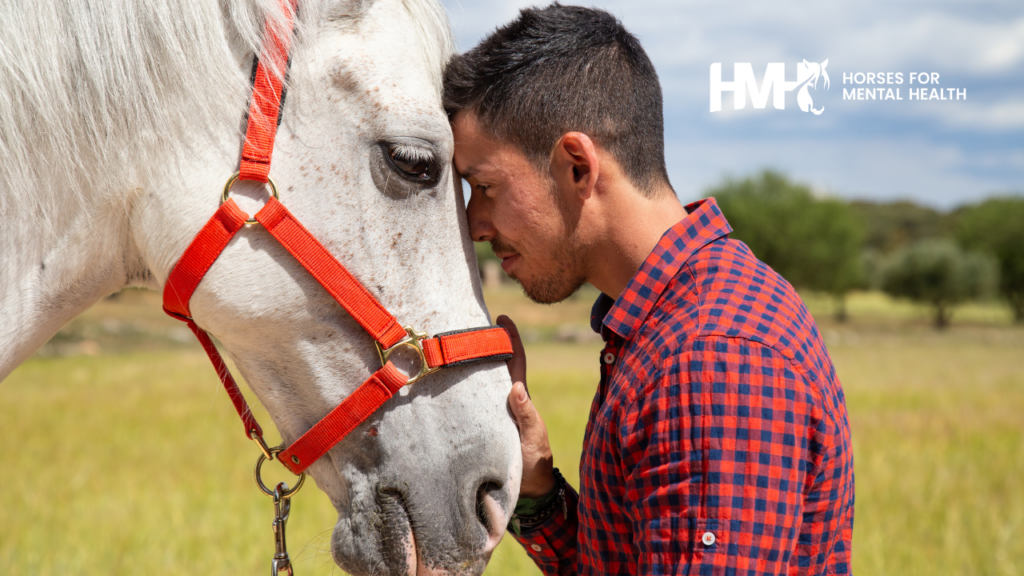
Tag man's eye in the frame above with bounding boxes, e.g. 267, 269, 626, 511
386, 144, 434, 182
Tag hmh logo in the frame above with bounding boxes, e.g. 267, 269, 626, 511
710, 60, 830, 115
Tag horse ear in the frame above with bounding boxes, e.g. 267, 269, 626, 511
821, 58, 829, 68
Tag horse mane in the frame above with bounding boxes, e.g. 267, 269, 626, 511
0, 0, 453, 225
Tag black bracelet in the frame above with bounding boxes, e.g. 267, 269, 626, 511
508, 468, 567, 536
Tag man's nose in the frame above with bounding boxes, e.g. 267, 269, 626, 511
466, 191, 495, 243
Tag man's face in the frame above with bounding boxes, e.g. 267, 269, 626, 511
453, 111, 586, 304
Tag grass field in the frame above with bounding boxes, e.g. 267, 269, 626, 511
3, 287, 1023, 575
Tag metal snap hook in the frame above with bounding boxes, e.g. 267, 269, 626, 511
270, 482, 295, 576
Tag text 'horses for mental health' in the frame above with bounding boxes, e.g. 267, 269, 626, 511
0, 1, 521, 575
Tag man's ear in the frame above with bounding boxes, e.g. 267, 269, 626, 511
550, 132, 600, 201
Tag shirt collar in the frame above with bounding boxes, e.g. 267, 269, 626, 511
591, 198, 733, 341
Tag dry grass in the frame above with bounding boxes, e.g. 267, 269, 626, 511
2, 287, 1023, 574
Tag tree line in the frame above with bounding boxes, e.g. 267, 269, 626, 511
710, 170, 1024, 328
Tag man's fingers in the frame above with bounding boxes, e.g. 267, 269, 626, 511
499, 320, 556, 497
509, 380, 548, 448
496, 315, 527, 388
509, 381, 534, 426
508, 381, 556, 497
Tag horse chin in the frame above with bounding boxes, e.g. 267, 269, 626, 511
332, 487, 493, 576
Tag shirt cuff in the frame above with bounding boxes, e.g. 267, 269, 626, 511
513, 484, 579, 576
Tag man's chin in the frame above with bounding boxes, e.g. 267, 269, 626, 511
516, 274, 585, 305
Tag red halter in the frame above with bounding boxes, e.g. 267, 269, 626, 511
162, 3, 511, 476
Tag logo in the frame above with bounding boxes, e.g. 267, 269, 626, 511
710, 60, 830, 115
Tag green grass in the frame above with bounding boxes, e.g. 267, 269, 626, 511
1, 352, 343, 575
3, 289, 1023, 574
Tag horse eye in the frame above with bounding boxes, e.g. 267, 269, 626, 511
386, 144, 434, 182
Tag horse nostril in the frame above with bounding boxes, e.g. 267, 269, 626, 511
475, 481, 504, 534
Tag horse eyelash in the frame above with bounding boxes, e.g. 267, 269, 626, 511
388, 143, 433, 164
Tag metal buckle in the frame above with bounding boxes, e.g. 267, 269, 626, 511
221, 171, 280, 224
374, 326, 440, 385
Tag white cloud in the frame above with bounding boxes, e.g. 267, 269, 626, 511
980, 18, 1024, 70
917, 99, 1024, 131
833, 13, 1024, 74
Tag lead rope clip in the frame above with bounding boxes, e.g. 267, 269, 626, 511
256, 449, 304, 576
271, 482, 294, 576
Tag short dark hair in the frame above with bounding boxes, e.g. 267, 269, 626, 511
443, 4, 672, 197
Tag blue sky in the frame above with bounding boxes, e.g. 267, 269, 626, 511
441, 0, 1024, 209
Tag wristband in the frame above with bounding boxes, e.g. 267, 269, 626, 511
508, 467, 567, 536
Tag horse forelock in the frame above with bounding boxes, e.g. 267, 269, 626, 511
0, 0, 452, 227
398, 0, 455, 94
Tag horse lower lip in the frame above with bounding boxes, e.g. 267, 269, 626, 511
376, 488, 417, 573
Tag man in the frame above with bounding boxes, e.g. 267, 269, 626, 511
444, 5, 854, 575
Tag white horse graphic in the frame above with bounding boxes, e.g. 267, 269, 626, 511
0, 1, 519, 574
796, 59, 830, 115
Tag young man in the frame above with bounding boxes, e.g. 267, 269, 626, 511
445, 5, 854, 575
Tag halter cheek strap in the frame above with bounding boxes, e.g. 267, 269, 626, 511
161, 0, 512, 476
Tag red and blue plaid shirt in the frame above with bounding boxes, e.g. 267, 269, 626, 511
512, 198, 854, 575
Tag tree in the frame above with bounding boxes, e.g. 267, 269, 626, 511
954, 197, 1024, 323
849, 200, 953, 253
710, 170, 866, 321
880, 239, 998, 329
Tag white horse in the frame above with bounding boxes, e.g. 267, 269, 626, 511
0, 0, 520, 574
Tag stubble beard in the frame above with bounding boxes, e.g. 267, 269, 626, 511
492, 238, 587, 305
494, 175, 588, 304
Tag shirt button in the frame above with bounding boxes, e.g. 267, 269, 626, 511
701, 531, 716, 546
530, 544, 543, 552
603, 352, 616, 365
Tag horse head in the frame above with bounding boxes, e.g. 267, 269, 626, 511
0, 0, 519, 574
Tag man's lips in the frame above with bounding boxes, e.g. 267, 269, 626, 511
497, 253, 520, 274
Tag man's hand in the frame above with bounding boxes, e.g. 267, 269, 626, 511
497, 315, 556, 498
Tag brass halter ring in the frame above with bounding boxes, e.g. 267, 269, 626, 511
221, 171, 280, 224
375, 326, 441, 386
255, 446, 307, 498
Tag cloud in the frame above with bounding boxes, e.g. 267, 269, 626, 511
917, 99, 1024, 131
833, 13, 1024, 74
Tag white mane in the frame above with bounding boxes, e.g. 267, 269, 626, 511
0, 0, 452, 225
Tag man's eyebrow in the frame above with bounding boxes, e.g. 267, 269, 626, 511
457, 165, 478, 179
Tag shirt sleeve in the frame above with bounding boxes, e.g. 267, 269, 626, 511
621, 335, 848, 575
512, 483, 580, 576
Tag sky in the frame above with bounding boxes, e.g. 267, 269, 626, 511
441, 0, 1024, 209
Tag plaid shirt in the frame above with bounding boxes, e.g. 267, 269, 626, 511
512, 198, 854, 575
